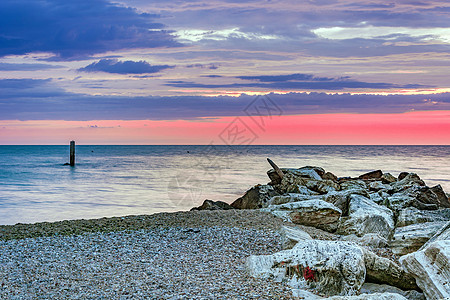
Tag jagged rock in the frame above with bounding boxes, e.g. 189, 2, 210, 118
279, 225, 312, 250
231, 184, 279, 209
398, 172, 409, 181
337, 194, 394, 240
368, 181, 392, 192
246, 240, 366, 296
391, 173, 425, 193
285, 184, 319, 195
268, 166, 324, 185
369, 192, 386, 205
263, 200, 342, 232
430, 184, 450, 208
381, 173, 397, 184
324, 189, 370, 215
419, 221, 450, 250
190, 199, 233, 211
322, 171, 338, 182
306, 180, 341, 194
390, 221, 448, 256
361, 248, 418, 291
267, 193, 322, 206
359, 170, 383, 180
340, 180, 367, 191
341, 233, 388, 248
396, 207, 450, 227
360, 283, 424, 300
385, 193, 438, 212
400, 240, 450, 300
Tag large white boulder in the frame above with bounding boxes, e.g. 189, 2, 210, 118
400, 240, 450, 300
279, 225, 312, 250
337, 195, 394, 239
246, 240, 365, 296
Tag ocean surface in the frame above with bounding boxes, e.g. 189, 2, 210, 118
0, 145, 449, 225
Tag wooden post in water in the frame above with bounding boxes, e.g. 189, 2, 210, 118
70, 140, 75, 166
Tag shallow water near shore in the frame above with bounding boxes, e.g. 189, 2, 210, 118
0, 145, 449, 225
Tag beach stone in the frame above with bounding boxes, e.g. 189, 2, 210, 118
391, 173, 425, 193
390, 221, 448, 256
419, 221, 450, 250
337, 194, 394, 239
369, 192, 385, 205
385, 193, 438, 212
264, 200, 342, 232
246, 240, 366, 296
190, 199, 233, 211
340, 180, 367, 191
268, 166, 324, 185
323, 189, 370, 215
368, 181, 392, 192
396, 207, 450, 227
400, 240, 450, 300
231, 184, 279, 209
306, 180, 341, 194
381, 173, 397, 184
361, 248, 418, 291
359, 170, 383, 180
430, 184, 450, 208
327, 293, 408, 300
322, 171, 338, 182
285, 184, 318, 195
267, 193, 321, 206
340, 233, 388, 248
360, 283, 424, 300
279, 225, 312, 250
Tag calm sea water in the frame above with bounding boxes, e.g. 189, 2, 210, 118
0, 145, 449, 225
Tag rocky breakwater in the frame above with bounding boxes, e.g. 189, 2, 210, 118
193, 159, 450, 299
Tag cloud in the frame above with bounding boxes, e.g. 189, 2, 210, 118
0, 0, 180, 60
186, 63, 220, 69
78, 59, 174, 74
0, 63, 64, 71
165, 73, 432, 90
0, 78, 448, 121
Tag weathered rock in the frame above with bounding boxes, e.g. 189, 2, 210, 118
398, 172, 409, 181
391, 173, 425, 193
267, 193, 322, 206
285, 184, 318, 195
362, 248, 418, 291
419, 221, 450, 250
279, 225, 312, 250
359, 170, 383, 180
306, 179, 341, 194
340, 180, 367, 191
231, 184, 279, 209
268, 166, 324, 185
322, 171, 338, 182
390, 221, 448, 256
430, 184, 450, 208
368, 181, 392, 192
246, 240, 366, 296
190, 199, 233, 211
381, 173, 397, 184
324, 189, 370, 215
360, 283, 425, 300
385, 193, 438, 212
337, 194, 394, 240
369, 192, 386, 205
400, 240, 450, 300
264, 200, 342, 232
396, 207, 450, 227
341, 233, 388, 248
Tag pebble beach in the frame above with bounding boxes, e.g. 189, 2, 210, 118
0, 210, 334, 299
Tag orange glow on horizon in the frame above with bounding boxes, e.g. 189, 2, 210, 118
0, 110, 449, 145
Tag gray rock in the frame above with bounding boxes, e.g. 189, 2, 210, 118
381, 173, 397, 184
322, 171, 338, 182
400, 240, 450, 300
264, 200, 342, 232
361, 248, 418, 291
369, 192, 386, 205
341, 233, 388, 248
340, 180, 367, 191
190, 199, 233, 211
231, 184, 279, 209
390, 221, 448, 256
430, 184, 450, 208
279, 225, 312, 250
337, 194, 394, 240
360, 283, 424, 300
419, 221, 450, 250
324, 189, 370, 215
359, 170, 383, 180
246, 240, 366, 296
327, 293, 408, 299
368, 181, 392, 192
396, 207, 450, 227
267, 193, 322, 206
268, 166, 324, 185
385, 192, 438, 212
391, 173, 425, 193
306, 179, 341, 194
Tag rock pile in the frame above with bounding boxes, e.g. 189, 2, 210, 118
194, 161, 450, 299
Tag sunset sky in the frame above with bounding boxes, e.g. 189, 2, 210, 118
1, 0, 449, 144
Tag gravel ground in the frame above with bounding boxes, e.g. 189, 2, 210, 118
1, 210, 334, 299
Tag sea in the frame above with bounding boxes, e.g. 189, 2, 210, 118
0, 145, 449, 225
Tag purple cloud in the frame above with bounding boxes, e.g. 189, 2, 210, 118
78, 59, 174, 74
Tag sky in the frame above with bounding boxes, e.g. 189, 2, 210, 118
0, 0, 449, 144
